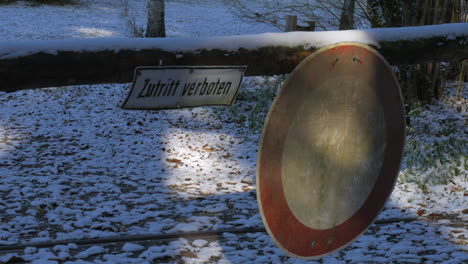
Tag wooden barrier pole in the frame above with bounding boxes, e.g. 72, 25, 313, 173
0, 23, 467, 92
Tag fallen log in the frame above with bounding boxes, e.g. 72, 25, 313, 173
0, 23, 467, 92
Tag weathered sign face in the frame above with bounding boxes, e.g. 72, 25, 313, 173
122, 66, 246, 109
257, 43, 405, 259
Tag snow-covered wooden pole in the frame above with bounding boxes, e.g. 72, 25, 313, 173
0, 23, 467, 93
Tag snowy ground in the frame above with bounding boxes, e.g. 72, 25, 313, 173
0, 0, 467, 263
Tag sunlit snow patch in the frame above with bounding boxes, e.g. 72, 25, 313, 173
74, 27, 119, 38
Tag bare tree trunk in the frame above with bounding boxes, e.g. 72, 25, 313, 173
367, 0, 379, 27
339, 0, 355, 29
146, 0, 166, 38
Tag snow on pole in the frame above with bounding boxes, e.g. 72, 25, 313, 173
0, 23, 467, 92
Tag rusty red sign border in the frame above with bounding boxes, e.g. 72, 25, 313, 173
257, 42, 406, 259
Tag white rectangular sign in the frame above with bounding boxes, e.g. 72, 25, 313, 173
122, 66, 246, 110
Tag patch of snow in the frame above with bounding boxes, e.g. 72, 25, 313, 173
75, 246, 106, 258
192, 239, 208, 248
169, 222, 201, 233
122, 242, 145, 252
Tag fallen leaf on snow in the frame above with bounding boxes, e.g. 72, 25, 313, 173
166, 158, 182, 164
222, 153, 232, 159
181, 252, 197, 258
203, 147, 216, 152
426, 213, 441, 220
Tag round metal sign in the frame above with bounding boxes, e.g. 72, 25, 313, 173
257, 43, 405, 259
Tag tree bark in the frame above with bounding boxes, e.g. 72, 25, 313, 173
339, 0, 355, 30
146, 0, 165, 38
